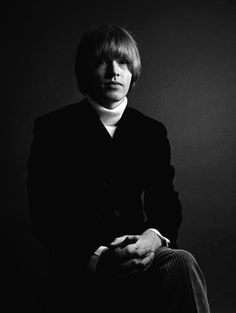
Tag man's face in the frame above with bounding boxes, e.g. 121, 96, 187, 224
88, 58, 132, 109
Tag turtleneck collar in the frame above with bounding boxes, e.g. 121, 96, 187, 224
86, 95, 128, 126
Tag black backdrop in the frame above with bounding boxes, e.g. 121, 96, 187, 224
3, 1, 236, 312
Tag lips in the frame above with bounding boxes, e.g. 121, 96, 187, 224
103, 81, 123, 87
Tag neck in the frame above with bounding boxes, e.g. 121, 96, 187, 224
87, 96, 126, 110
102, 101, 123, 110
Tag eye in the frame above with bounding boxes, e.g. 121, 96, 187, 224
95, 58, 107, 66
98, 59, 106, 65
117, 58, 128, 65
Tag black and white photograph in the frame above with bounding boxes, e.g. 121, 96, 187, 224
2, 1, 236, 312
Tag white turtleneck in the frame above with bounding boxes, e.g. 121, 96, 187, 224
86, 95, 128, 137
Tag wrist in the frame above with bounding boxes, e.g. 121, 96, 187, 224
88, 246, 109, 273
87, 254, 100, 273
147, 228, 170, 247
94, 246, 109, 257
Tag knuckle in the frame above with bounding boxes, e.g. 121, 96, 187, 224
127, 245, 135, 254
139, 261, 145, 269
132, 259, 139, 266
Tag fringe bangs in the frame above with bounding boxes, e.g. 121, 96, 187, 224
93, 30, 140, 71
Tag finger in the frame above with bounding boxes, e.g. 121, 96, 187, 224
141, 251, 155, 271
136, 247, 151, 258
118, 235, 140, 248
110, 235, 139, 247
112, 243, 142, 261
121, 251, 155, 272
110, 235, 128, 247
119, 243, 150, 259
118, 254, 151, 275
119, 258, 139, 272
113, 243, 136, 260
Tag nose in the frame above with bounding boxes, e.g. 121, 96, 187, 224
107, 60, 120, 77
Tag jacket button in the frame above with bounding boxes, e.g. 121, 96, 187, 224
114, 209, 120, 217
103, 181, 108, 188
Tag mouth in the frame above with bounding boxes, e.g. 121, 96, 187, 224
103, 81, 123, 88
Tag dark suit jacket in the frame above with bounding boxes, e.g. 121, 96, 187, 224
27, 98, 182, 274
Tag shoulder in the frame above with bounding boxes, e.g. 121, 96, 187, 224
126, 106, 168, 137
32, 99, 89, 134
126, 107, 171, 159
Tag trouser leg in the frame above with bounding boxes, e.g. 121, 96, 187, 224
79, 247, 211, 313
148, 247, 211, 313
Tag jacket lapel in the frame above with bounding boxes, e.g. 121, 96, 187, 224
78, 98, 113, 144
113, 106, 141, 144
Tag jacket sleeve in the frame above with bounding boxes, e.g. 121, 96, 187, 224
27, 116, 101, 265
27, 117, 56, 248
143, 122, 182, 248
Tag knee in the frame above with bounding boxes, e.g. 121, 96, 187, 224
169, 249, 198, 271
175, 249, 196, 263
165, 249, 208, 293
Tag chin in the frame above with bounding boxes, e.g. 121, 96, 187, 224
104, 92, 124, 102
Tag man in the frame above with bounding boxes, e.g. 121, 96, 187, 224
27, 25, 211, 312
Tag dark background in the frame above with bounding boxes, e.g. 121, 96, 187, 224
3, 1, 236, 312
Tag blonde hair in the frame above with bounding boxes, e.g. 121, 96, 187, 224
75, 25, 141, 94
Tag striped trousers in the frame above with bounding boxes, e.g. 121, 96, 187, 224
90, 247, 211, 313
45, 247, 211, 313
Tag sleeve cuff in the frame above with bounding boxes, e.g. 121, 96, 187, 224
147, 228, 170, 247
94, 246, 109, 257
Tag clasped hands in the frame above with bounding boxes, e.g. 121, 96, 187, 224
96, 229, 162, 276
